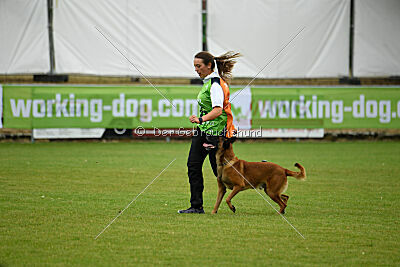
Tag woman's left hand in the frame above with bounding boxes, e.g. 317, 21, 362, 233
189, 115, 200, 124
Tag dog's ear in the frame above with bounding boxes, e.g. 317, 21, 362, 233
222, 138, 230, 149
223, 137, 236, 149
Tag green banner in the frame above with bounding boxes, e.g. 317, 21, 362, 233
2, 84, 400, 129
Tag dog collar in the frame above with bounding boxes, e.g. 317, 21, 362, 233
223, 158, 238, 166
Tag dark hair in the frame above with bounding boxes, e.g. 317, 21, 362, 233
194, 51, 241, 84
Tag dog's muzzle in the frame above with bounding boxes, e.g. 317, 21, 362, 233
203, 135, 219, 151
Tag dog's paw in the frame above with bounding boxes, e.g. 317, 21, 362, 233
231, 205, 236, 213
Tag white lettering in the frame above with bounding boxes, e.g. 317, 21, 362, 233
331, 101, 343, 123
172, 99, 184, 117
112, 93, 125, 117
318, 101, 330, 119
126, 99, 138, 117
185, 99, 198, 117
55, 94, 69, 117
312, 95, 317, 118
47, 99, 55, 117
291, 100, 298, 118
90, 99, 102, 122
299, 95, 312, 119
278, 101, 290, 118
32, 99, 45, 118
76, 99, 88, 117
10, 99, 31, 117
140, 99, 152, 122
366, 100, 377, 118
379, 100, 391, 123
69, 94, 75, 117
353, 94, 365, 118
398, 100, 400, 118
158, 99, 170, 117
258, 100, 277, 118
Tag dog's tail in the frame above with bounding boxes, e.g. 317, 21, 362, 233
285, 163, 306, 180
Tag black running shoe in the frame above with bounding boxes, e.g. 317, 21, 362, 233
177, 207, 205, 214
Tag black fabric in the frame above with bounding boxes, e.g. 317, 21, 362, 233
199, 107, 207, 117
187, 127, 218, 209
205, 135, 219, 147
211, 77, 221, 85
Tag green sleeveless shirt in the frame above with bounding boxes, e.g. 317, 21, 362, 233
197, 78, 227, 136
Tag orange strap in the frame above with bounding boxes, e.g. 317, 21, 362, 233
220, 79, 236, 138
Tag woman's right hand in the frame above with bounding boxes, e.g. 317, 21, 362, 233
189, 115, 200, 124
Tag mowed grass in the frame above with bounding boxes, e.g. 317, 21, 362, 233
0, 140, 399, 266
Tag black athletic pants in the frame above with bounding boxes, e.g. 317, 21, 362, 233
187, 127, 218, 209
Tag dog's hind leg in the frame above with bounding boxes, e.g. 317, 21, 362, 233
264, 188, 287, 214
281, 194, 289, 204
225, 185, 243, 213
212, 180, 227, 214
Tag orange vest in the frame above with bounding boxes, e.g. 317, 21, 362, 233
220, 79, 236, 138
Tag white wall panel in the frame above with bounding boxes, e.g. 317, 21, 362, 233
354, 0, 400, 77
208, 0, 350, 78
53, 0, 202, 77
0, 0, 49, 73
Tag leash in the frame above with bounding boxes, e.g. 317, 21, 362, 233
222, 158, 238, 166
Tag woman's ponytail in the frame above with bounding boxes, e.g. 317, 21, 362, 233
194, 51, 241, 84
214, 51, 241, 84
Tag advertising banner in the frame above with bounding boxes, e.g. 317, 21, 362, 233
2, 85, 400, 129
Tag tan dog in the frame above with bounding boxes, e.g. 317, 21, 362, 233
212, 137, 306, 214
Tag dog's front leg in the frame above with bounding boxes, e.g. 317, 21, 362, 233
212, 179, 226, 214
225, 185, 243, 213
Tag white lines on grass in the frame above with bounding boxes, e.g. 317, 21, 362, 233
224, 157, 305, 239
94, 158, 176, 240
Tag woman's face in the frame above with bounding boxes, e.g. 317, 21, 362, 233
194, 58, 212, 79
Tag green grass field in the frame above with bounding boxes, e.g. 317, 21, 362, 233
1, 140, 399, 266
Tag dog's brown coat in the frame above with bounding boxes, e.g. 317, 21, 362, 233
212, 138, 306, 214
